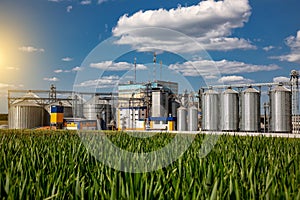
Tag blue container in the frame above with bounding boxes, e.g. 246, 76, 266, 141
51, 105, 64, 113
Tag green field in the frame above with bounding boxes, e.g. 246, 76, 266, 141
0, 130, 299, 199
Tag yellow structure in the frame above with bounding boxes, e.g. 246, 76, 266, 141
168, 121, 175, 131
50, 113, 64, 124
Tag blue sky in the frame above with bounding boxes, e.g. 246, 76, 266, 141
0, 0, 300, 113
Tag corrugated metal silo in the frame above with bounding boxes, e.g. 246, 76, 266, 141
83, 96, 112, 124
72, 95, 85, 118
270, 85, 292, 133
8, 92, 44, 129
202, 89, 219, 131
221, 88, 239, 131
240, 87, 261, 132
188, 105, 198, 131
177, 106, 187, 131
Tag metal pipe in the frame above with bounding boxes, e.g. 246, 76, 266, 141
201, 82, 291, 90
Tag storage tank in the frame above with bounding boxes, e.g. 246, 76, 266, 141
188, 105, 198, 131
83, 96, 112, 126
152, 90, 169, 118
240, 87, 261, 132
177, 106, 187, 131
202, 89, 219, 131
45, 101, 73, 118
221, 88, 239, 131
72, 95, 85, 118
270, 85, 292, 133
8, 92, 44, 129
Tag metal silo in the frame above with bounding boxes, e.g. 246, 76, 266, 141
188, 105, 198, 131
8, 92, 44, 129
240, 87, 261, 132
270, 85, 292, 133
177, 106, 187, 131
72, 94, 85, 118
202, 89, 220, 131
221, 88, 239, 131
83, 96, 112, 125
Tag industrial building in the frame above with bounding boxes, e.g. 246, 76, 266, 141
117, 80, 179, 131
6, 70, 300, 134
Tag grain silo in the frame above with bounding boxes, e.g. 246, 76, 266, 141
72, 94, 85, 118
270, 85, 292, 133
240, 87, 261, 132
177, 106, 187, 131
188, 105, 198, 131
83, 96, 112, 126
221, 87, 239, 131
202, 89, 220, 131
8, 92, 44, 129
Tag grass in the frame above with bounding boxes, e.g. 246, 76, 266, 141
0, 129, 299, 199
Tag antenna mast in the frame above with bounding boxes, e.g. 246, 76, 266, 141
134, 57, 137, 83
153, 52, 156, 81
160, 60, 162, 80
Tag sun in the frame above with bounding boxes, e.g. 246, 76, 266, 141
0, 31, 22, 69
0, 48, 5, 68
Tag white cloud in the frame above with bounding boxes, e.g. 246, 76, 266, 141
0, 83, 15, 89
98, 0, 108, 4
76, 75, 120, 88
168, 59, 280, 77
62, 57, 73, 62
273, 76, 290, 83
48, 0, 62, 2
43, 77, 60, 82
54, 66, 84, 73
90, 61, 147, 71
0, 83, 23, 97
18, 46, 44, 53
113, 0, 254, 52
72, 66, 84, 71
218, 75, 254, 84
54, 69, 63, 73
263, 45, 275, 51
80, 0, 91, 5
6, 67, 20, 70
66, 6, 73, 13
271, 30, 300, 63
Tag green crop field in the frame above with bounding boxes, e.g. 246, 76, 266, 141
0, 130, 299, 199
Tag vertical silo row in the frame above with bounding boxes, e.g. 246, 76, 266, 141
270, 85, 292, 133
221, 87, 239, 131
240, 87, 261, 132
202, 89, 220, 131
